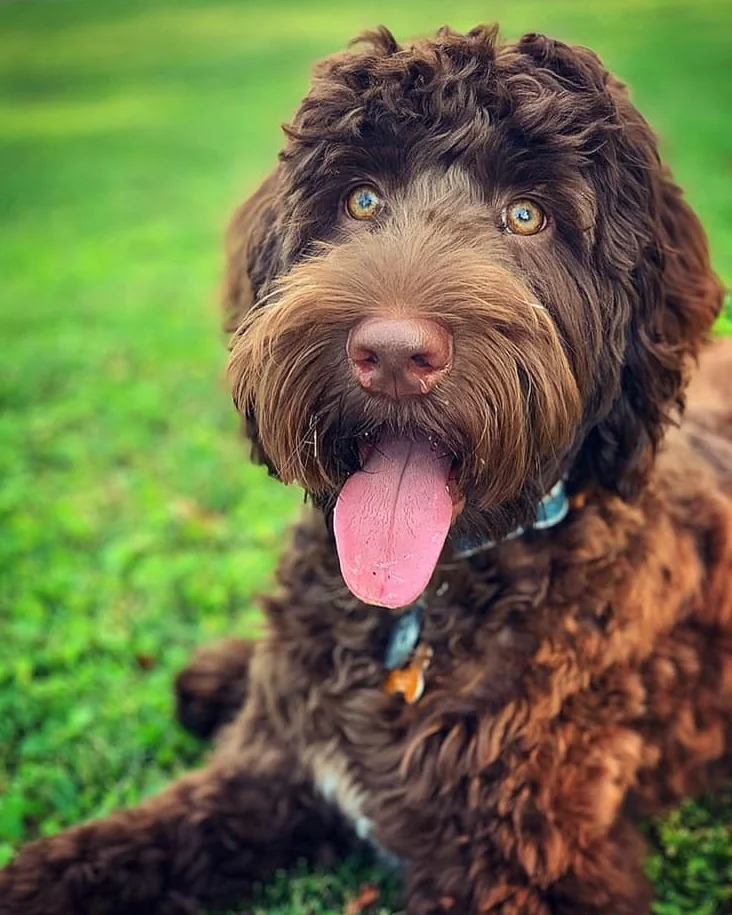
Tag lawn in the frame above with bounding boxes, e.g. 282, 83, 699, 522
0, 0, 730, 912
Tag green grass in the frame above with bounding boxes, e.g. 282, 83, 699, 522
0, 0, 730, 912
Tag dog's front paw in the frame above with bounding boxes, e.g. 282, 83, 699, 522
0, 837, 82, 915
0, 821, 193, 915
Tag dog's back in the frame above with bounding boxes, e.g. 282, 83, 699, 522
687, 337, 732, 420
681, 338, 732, 491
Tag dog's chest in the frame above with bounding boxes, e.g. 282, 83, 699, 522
306, 739, 405, 866
298, 650, 434, 858
298, 630, 531, 858
274, 556, 547, 851
307, 741, 373, 840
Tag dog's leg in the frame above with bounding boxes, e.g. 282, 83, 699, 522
175, 637, 255, 739
0, 726, 352, 915
402, 815, 651, 915
398, 717, 655, 915
545, 818, 654, 915
633, 621, 732, 812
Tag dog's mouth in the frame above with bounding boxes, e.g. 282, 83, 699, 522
333, 433, 465, 609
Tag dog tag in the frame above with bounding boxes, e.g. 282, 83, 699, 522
383, 602, 423, 671
384, 643, 433, 704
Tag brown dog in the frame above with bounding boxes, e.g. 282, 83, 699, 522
2, 25, 731, 915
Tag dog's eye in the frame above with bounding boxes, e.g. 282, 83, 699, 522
502, 200, 546, 236
345, 186, 383, 220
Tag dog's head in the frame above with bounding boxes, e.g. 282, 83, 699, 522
226, 26, 722, 607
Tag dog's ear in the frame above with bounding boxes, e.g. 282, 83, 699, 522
595, 81, 724, 497
593, 155, 725, 496
222, 169, 285, 473
517, 34, 724, 496
222, 169, 283, 333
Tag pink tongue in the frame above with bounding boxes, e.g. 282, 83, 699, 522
333, 435, 453, 608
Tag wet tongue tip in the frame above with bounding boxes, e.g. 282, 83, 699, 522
333, 435, 453, 608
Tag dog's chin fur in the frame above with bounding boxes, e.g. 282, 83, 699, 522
2, 23, 731, 915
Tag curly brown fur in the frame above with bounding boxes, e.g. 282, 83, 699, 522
2, 24, 730, 915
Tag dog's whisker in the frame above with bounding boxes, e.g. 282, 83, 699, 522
279, 417, 318, 481
253, 286, 282, 310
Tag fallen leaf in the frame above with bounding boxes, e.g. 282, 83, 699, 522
344, 882, 380, 915
134, 653, 156, 671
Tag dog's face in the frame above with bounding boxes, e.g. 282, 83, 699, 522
226, 26, 721, 607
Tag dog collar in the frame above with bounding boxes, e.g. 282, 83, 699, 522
382, 480, 569, 701
451, 479, 569, 559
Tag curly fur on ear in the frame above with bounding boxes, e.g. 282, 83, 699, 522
588, 164, 725, 496
516, 33, 724, 496
222, 168, 283, 334
222, 169, 285, 471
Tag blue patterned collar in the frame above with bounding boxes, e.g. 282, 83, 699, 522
452, 478, 569, 559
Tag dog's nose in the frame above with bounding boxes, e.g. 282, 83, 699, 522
347, 317, 453, 397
